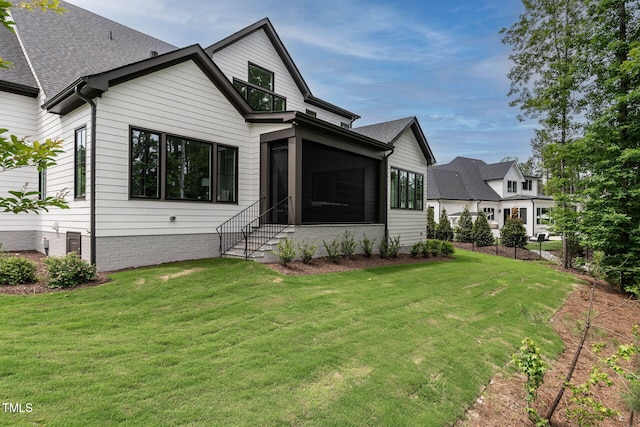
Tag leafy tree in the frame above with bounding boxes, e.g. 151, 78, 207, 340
473, 211, 495, 247
435, 208, 453, 241
0, 1, 68, 214
501, 217, 528, 248
456, 206, 474, 243
574, 0, 640, 288
426, 206, 436, 239
501, 0, 588, 268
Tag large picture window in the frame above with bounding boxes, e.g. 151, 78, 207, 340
390, 167, 423, 210
130, 128, 237, 203
74, 127, 87, 199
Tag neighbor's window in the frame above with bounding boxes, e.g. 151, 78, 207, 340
74, 126, 87, 199
522, 179, 533, 191
483, 207, 495, 221
507, 180, 518, 193
216, 145, 237, 203
390, 167, 424, 210
130, 129, 160, 199
536, 207, 551, 225
165, 136, 211, 201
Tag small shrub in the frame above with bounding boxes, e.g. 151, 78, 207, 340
323, 237, 341, 263
456, 206, 474, 243
297, 239, 317, 264
340, 231, 356, 259
473, 211, 495, 247
421, 240, 431, 258
410, 241, 423, 257
501, 217, 527, 248
0, 256, 37, 285
361, 233, 376, 258
388, 235, 401, 258
44, 252, 97, 288
428, 240, 441, 257
379, 239, 389, 259
436, 208, 454, 241
439, 240, 455, 257
426, 207, 437, 239
274, 237, 296, 266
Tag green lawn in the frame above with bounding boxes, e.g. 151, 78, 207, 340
526, 239, 563, 252
0, 250, 577, 426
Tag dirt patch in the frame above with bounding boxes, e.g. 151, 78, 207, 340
0, 251, 111, 295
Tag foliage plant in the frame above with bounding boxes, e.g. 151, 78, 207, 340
297, 239, 317, 264
426, 206, 437, 239
360, 233, 376, 258
387, 235, 401, 258
420, 240, 430, 258
323, 237, 341, 263
512, 337, 549, 425
456, 206, 474, 243
44, 252, 97, 288
439, 241, 455, 257
501, 217, 527, 248
566, 369, 618, 427
427, 240, 441, 257
0, 255, 37, 285
339, 230, 356, 259
274, 237, 296, 266
473, 211, 495, 247
410, 241, 423, 257
435, 208, 453, 241
378, 238, 389, 259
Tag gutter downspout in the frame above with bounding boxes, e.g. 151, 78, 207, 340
75, 83, 97, 266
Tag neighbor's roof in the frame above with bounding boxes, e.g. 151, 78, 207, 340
429, 157, 502, 201
3, 1, 177, 100
353, 116, 436, 165
480, 161, 516, 181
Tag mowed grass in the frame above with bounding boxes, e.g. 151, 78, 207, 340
0, 250, 577, 426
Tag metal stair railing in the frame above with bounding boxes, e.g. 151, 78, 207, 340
216, 197, 291, 259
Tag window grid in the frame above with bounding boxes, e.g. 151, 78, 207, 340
390, 166, 424, 210
74, 127, 87, 199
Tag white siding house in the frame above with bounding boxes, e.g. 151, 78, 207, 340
0, 4, 435, 271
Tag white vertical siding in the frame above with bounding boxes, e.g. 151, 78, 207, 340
387, 130, 429, 245
212, 29, 351, 126
93, 60, 261, 237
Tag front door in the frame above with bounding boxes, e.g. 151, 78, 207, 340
269, 141, 288, 224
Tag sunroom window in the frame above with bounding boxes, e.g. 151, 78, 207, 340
233, 63, 286, 112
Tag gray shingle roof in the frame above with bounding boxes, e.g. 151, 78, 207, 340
480, 161, 516, 181
428, 156, 502, 201
0, 24, 38, 92
352, 117, 415, 143
8, 1, 177, 100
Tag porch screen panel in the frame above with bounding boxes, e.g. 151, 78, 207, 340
302, 141, 380, 224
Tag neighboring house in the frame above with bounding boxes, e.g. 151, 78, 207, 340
0, 2, 435, 271
427, 157, 553, 238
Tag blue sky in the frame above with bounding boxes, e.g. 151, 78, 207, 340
70, 0, 532, 164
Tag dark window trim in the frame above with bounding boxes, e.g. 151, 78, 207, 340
390, 166, 424, 210
305, 109, 317, 117
74, 126, 87, 200
129, 126, 238, 204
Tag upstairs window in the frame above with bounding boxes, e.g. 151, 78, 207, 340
507, 180, 518, 193
522, 179, 533, 191
233, 63, 286, 112
249, 63, 273, 91
305, 109, 317, 117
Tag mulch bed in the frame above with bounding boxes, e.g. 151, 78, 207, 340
453, 242, 547, 261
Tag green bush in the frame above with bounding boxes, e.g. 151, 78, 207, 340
456, 206, 474, 243
410, 241, 423, 257
387, 235, 401, 258
44, 252, 97, 288
473, 211, 495, 247
427, 240, 441, 257
436, 208, 454, 241
426, 207, 437, 240
361, 233, 376, 258
379, 239, 389, 259
297, 239, 317, 264
274, 237, 296, 266
323, 237, 341, 263
501, 217, 528, 248
421, 240, 431, 258
439, 240, 455, 256
340, 231, 356, 259
0, 256, 37, 285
